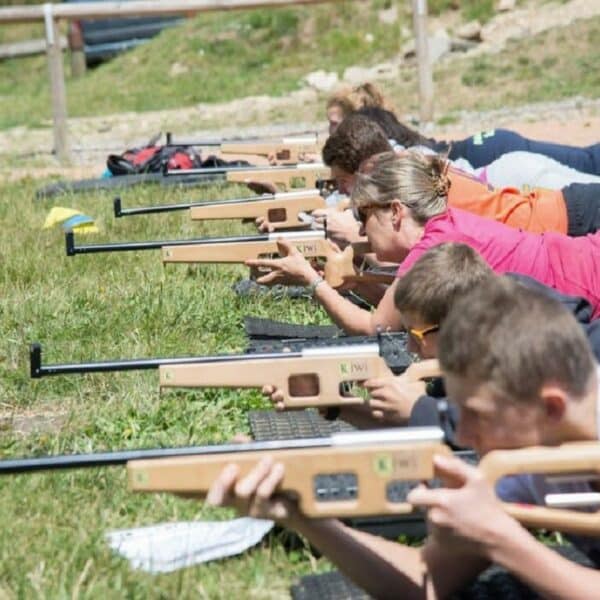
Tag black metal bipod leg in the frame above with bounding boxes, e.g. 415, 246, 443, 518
65, 231, 75, 256
30, 343, 42, 378
113, 196, 123, 218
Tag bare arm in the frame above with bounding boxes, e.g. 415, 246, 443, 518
291, 517, 427, 600
206, 458, 486, 600
409, 455, 600, 600
488, 524, 600, 600
245, 240, 403, 335
314, 278, 403, 335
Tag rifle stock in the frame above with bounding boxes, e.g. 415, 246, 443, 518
159, 347, 416, 408
129, 429, 449, 517
128, 436, 600, 532
225, 164, 331, 191
220, 136, 322, 164
189, 190, 326, 229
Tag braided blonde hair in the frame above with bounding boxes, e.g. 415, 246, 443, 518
351, 151, 450, 225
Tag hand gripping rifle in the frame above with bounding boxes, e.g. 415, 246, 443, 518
114, 189, 345, 231
164, 163, 332, 192
1, 428, 598, 533
29, 334, 418, 408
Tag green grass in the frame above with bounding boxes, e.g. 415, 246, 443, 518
429, 0, 498, 23
0, 178, 334, 597
450, 17, 600, 108
392, 15, 600, 118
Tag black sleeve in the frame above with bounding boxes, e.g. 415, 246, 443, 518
507, 273, 594, 324
408, 395, 462, 449
582, 319, 600, 362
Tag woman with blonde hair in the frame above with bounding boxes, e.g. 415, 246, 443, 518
246, 151, 600, 335
325, 82, 394, 135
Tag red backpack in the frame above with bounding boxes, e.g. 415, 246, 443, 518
107, 134, 203, 175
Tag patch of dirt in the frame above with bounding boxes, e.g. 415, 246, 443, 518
431, 97, 600, 146
0, 410, 68, 436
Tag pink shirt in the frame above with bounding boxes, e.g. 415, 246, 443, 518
396, 208, 600, 318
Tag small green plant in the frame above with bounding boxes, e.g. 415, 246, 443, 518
436, 113, 460, 126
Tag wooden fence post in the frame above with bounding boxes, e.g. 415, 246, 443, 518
411, 0, 434, 122
44, 4, 70, 163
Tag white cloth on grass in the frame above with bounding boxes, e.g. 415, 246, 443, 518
106, 518, 274, 573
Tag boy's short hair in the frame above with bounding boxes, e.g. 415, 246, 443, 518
322, 114, 392, 174
394, 243, 493, 325
439, 276, 596, 403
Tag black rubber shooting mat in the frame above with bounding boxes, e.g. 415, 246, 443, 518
247, 409, 355, 441
244, 317, 341, 341
35, 172, 224, 199
291, 571, 371, 600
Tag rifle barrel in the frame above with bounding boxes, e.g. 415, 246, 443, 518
30, 343, 302, 378
0, 437, 332, 474
65, 231, 269, 255
114, 193, 277, 218
163, 164, 323, 177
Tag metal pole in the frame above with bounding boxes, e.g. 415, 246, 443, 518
411, 0, 434, 122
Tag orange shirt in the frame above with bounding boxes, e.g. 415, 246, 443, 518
447, 169, 568, 234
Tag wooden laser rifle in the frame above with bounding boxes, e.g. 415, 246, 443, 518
219, 135, 322, 164
114, 189, 345, 231
113, 189, 323, 218
188, 190, 348, 230
65, 230, 390, 289
164, 132, 322, 165
1, 428, 598, 534
164, 131, 321, 162
29, 334, 416, 408
163, 163, 332, 192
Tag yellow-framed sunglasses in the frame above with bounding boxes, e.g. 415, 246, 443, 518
408, 324, 440, 344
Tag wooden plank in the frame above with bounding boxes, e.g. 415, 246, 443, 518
0, 36, 66, 60
0, 0, 341, 24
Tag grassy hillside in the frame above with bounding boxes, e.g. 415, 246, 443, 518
0, 0, 409, 129
3, 0, 596, 132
